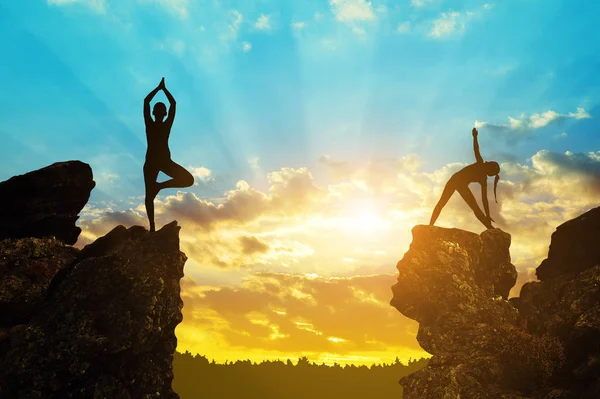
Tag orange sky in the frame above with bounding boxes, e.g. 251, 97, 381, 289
77, 152, 600, 365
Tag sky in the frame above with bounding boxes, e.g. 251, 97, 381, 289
1, 0, 599, 365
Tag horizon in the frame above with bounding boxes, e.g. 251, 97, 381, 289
1, 0, 599, 366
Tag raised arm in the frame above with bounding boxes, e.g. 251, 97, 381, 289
162, 81, 176, 127
481, 179, 490, 219
473, 128, 483, 163
144, 84, 161, 125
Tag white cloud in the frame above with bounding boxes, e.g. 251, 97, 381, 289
411, 0, 435, 7
189, 166, 213, 183
330, 0, 375, 22
397, 21, 411, 33
242, 41, 253, 53
47, 0, 106, 13
255, 14, 271, 31
475, 108, 591, 145
428, 4, 491, 39
291, 21, 306, 30
429, 11, 465, 38
221, 10, 244, 41
155, 0, 188, 19
136, 0, 189, 19
529, 108, 590, 128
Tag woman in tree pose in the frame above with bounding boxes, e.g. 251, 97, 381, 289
429, 128, 500, 229
143, 77, 194, 232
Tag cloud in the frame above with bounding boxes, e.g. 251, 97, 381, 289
428, 4, 491, 39
79, 149, 600, 298
239, 235, 270, 255
255, 14, 271, 31
178, 272, 424, 362
330, 0, 375, 22
47, 0, 106, 13
189, 166, 213, 183
411, 0, 435, 7
221, 10, 244, 41
149, 167, 323, 232
242, 41, 252, 53
291, 21, 306, 30
137, 0, 188, 19
396, 21, 411, 34
154, 0, 188, 19
475, 108, 591, 145
428, 11, 471, 38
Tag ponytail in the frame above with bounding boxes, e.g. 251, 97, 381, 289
494, 174, 500, 203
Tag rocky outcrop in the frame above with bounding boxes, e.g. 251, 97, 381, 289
518, 206, 600, 399
0, 161, 95, 245
391, 226, 564, 398
0, 222, 185, 399
535, 206, 600, 281
0, 161, 186, 398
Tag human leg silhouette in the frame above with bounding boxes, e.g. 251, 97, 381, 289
158, 159, 194, 190
144, 159, 194, 232
430, 180, 456, 226
144, 162, 160, 232
457, 186, 493, 229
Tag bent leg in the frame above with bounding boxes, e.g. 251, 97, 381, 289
158, 159, 195, 190
457, 186, 492, 229
430, 181, 456, 226
144, 162, 160, 232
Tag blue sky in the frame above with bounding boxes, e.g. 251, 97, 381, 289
1, 0, 600, 364
1, 0, 598, 202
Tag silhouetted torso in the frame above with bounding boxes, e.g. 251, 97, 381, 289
450, 163, 486, 186
145, 120, 172, 163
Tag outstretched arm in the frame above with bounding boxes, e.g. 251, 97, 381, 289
144, 84, 161, 125
473, 128, 483, 163
163, 83, 176, 127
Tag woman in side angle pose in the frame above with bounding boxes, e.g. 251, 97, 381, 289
143, 77, 194, 232
429, 128, 500, 229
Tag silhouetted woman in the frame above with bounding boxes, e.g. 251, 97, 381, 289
429, 128, 500, 229
144, 77, 194, 232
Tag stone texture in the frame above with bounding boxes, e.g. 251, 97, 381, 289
0, 222, 186, 399
0, 237, 78, 327
391, 225, 563, 399
536, 206, 600, 281
0, 161, 95, 245
518, 206, 600, 399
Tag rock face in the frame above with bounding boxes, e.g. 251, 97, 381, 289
391, 226, 564, 398
0, 161, 186, 398
535, 206, 600, 281
0, 237, 78, 327
0, 161, 95, 245
518, 205, 600, 399
0, 222, 185, 399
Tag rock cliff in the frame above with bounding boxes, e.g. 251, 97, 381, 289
0, 162, 186, 399
0, 161, 95, 245
391, 225, 564, 398
518, 205, 600, 399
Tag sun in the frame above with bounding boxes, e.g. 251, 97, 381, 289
337, 200, 391, 233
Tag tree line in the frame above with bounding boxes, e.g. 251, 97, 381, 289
173, 351, 429, 398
